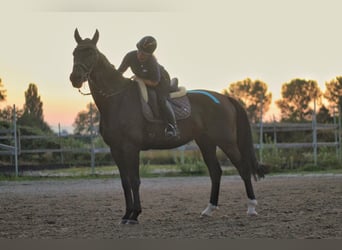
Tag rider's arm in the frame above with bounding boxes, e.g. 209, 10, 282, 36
117, 52, 134, 73
143, 79, 159, 87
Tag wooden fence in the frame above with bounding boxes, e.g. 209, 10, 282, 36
1, 106, 341, 176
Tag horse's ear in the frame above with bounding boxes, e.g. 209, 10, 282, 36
74, 28, 83, 44
92, 29, 99, 44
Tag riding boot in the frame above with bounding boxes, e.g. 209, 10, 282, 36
163, 100, 179, 138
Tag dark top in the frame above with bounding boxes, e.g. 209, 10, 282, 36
117, 50, 161, 82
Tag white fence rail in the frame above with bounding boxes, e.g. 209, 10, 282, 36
1, 105, 342, 176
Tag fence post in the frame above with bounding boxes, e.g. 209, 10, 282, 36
333, 107, 340, 162
273, 115, 278, 158
259, 94, 264, 163
339, 105, 342, 163
13, 105, 19, 177
58, 123, 64, 165
90, 103, 95, 175
312, 97, 317, 166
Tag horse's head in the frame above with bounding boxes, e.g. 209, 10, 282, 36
70, 29, 99, 88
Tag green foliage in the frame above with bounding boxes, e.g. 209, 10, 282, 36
176, 158, 207, 176
255, 121, 342, 172
316, 105, 333, 123
0, 78, 7, 103
13, 125, 57, 163
258, 139, 342, 173
140, 150, 176, 165
73, 103, 100, 135
0, 105, 22, 122
57, 136, 90, 165
276, 78, 322, 122
18, 83, 51, 132
223, 78, 272, 123
325, 76, 342, 111
139, 161, 151, 176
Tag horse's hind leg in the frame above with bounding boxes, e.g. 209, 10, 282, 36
196, 137, 222, 217
219, 144, 258, 216
241, 175, 258, 216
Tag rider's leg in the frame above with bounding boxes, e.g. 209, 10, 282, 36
156, 69, 179, 137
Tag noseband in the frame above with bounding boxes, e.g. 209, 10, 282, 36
73, 62, 94, 95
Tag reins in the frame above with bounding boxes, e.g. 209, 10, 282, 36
78, 86, 92, 96
78, 78, 134, 99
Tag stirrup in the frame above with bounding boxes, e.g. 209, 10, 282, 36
165, 124, 179, 138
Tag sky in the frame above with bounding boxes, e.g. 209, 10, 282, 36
1, 0, 342, 132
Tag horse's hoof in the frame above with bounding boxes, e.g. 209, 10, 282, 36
119, 219, 128, 225
201, 203, 218, 217
247, 211, 258, 216
247, 199, 258, 216
125, 219, 139, 225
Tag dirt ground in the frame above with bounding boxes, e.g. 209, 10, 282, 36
0, 175, 341, 239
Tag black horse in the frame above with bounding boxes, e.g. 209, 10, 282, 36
70, 29, 267, 224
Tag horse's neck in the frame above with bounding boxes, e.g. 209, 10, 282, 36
89, 52, 134, 112
91, 53, 124, 86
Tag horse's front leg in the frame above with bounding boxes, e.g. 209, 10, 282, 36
111, 145, 142, 224
111, 148, 133, 223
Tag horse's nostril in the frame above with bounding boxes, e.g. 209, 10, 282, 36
70, 73, 83, 88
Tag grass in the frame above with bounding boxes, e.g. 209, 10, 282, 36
269, 167, 342, 176
0, 164, 185, 181
0, 163, 341, 182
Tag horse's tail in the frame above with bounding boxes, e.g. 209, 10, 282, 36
226, 96, 269, 180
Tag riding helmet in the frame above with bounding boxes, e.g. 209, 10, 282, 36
136, 36, 157, 54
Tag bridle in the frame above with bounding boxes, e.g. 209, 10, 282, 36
73, 46, 133, 98
74, 62, 93, 96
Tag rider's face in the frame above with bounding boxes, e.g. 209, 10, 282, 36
137, 50, 151, 62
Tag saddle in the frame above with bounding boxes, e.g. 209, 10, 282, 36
133, 76, 191, 123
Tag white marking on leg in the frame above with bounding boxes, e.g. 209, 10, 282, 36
201, 203, 219, 217
247, 199, 258, 216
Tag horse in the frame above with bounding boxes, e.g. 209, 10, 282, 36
69, 29, 267, 224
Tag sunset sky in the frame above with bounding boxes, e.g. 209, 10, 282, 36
1, 0, 342, 132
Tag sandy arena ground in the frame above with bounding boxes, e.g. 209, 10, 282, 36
0, 175, 341, 239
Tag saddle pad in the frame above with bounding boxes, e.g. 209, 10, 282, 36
140, 95, 191, 123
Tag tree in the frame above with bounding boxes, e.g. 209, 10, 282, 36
0, 105, 23, 123
0, 79, 14, 125
223, 78, 272, 123
324, 76, 342, 112
18, 83, 51, 132
0, 78, 7, 102
276, 78, 322, 122
73, 102, 100, 135
0, 78, 7, 105
316, 105, 333, 123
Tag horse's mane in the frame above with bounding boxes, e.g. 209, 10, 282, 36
97, 51, 115, 69
96, 50, 123, 79
91, 49, 135, 93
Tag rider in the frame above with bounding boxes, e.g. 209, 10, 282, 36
117, 36, 179, 138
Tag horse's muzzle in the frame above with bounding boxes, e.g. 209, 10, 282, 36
69, 72, 85, 88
